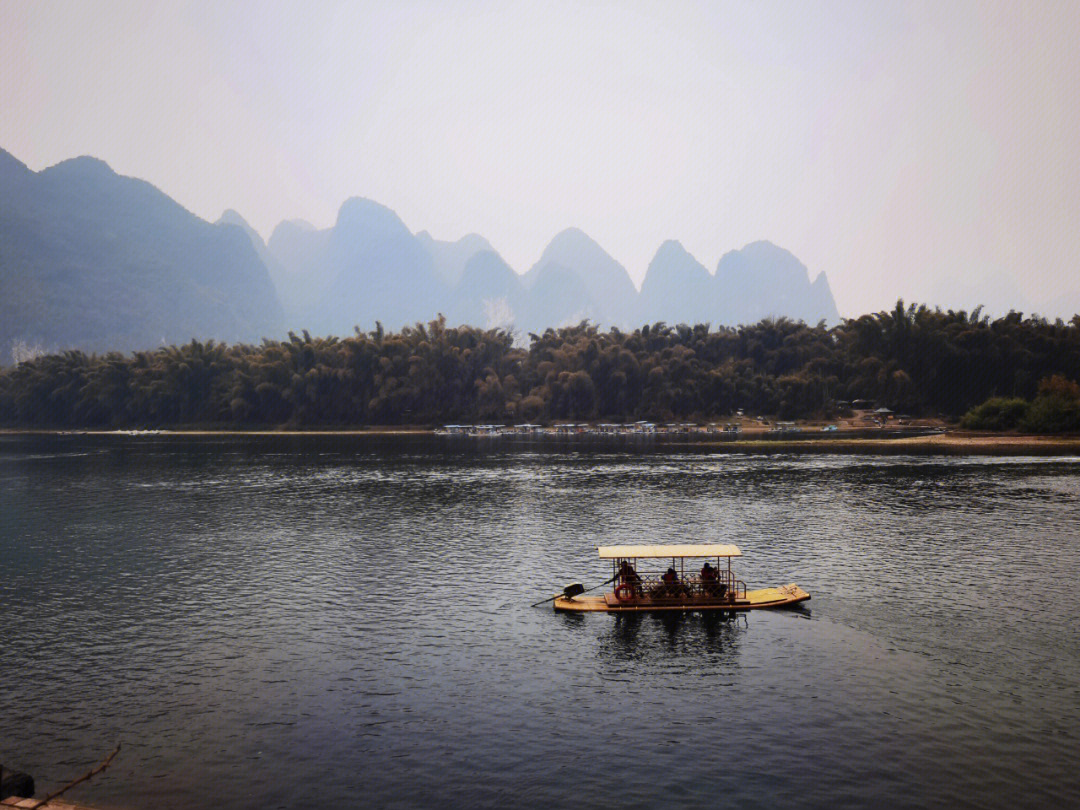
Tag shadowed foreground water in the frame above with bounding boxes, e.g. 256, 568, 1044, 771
2, 435, 1079, 809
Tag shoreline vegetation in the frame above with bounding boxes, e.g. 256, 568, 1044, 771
3, 303, 1080, 437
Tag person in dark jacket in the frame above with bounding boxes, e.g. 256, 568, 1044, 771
700, 561, 719, 596
617, 560, 643, 595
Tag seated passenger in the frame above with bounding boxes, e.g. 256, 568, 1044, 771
659, 566, 685, 598
700, 562, 720, 596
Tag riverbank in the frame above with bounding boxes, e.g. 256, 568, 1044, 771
2, 427, 1079, 455
678, 432, 1080, 455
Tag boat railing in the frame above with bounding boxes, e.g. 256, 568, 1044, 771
617, 572, 747, 602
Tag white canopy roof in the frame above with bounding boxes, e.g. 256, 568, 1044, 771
598, 544, 742, 559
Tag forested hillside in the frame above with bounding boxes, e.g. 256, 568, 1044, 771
0, 150, 284, 364
2, 303, 1078, 428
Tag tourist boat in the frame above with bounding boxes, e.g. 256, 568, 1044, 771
551, 543, 810, 613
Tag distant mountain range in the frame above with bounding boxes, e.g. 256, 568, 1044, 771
254, 195, 839, 336
0, 149, 282, 365
0, 148, 839, 364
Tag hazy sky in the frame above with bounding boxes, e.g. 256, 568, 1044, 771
3, 1, 1079, 318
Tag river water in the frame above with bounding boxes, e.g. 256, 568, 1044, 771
2, 435, 1078, 809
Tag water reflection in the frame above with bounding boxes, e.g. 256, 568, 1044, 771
599, 611, 746, 668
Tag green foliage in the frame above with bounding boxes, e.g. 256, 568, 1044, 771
1020, 375, 1080, 433
1022, 397, 1080, 433
3, 305, 1080, 429
959, 398, 1029, 430
961, 375, 1080, 433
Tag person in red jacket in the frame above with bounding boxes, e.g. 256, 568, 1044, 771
660, 566, 684, 597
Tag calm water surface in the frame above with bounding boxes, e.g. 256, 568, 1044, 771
2, 435, 1079, 809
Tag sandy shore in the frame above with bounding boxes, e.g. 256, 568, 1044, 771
675, 433, 1080, 455
3, 427, 1080, 455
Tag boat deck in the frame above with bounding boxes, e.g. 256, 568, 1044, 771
553, 584, 810, 613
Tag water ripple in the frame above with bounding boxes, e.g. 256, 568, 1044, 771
1, 435, 1078, 809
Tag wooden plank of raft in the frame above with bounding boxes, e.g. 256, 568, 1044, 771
554, 587, 809, 613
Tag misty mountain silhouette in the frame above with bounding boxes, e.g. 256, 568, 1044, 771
264, 197, 449, 335
265, 218, 331, 325
524, 228, 638, 328
639, 240, 713, 326
451, 250, 527, 330
0, 148, 282, 365
218, 208, 289, 292
323, 197, 448, 334
417, 231, 495, 286
1, 147, 840, 363
714, 240, 840, 325
264, 212, 842, 334
523, 261, 599, 332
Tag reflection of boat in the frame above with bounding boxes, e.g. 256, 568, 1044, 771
552, 544, 810, 613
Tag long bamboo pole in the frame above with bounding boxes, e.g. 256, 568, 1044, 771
28, 744, 120, 810
530, 574, 616, 607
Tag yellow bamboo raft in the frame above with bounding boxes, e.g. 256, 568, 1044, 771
553, 583, 810, 612
550, 543, 810, 614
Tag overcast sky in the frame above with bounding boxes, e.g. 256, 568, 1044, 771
3, 1, 1079, 318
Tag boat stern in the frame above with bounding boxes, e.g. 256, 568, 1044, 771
552, 594, 609, 612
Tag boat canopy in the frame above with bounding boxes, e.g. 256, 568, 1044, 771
598, 544, 742, 559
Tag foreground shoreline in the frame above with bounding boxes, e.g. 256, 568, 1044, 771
2, 428, 1079, 455
2, 799, 95, 810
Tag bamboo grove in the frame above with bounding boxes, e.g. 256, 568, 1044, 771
3, 302, 1080, 429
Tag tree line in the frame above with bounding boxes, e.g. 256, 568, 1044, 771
959, 376, 1080, 433
2, 302, 1080, 429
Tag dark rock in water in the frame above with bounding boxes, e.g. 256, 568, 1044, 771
1, 766, 35, 799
